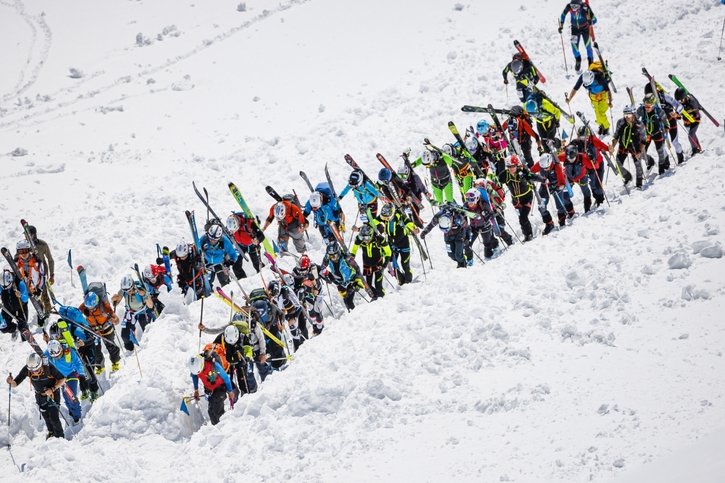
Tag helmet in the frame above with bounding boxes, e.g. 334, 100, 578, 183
226, 215, 240, 233
473, 178, 486, 189
539, 153, 554, 169
464, 189, 480, 205
525, 99, 539, 114
511, 59, 524, 75
27, 225, 37, 238
505, 154, 521, 168
348, 170, 363, 187
27, 353, 43, 372
268, 280, 280, 297
421, 150, 438, 166
309, 191, 323, 209
570, 0, 582, 8
175, 242, 189, 258
207, 224, 223, 241
282, 274, 294, 286
359, 225, 374, 244
16, 240, 31, 252
441, 143, 454, 156
643, 93, 656, 106
378, 168, 392, 184
623, 105, 636, 115
47, 321, 61, 340
577, 126, 591, 138
438, 214, 453, 232
674, 87, 686, 101
380, 203, 395, 220
223, 325, 240, 345
48, 340, 63, 358
476, 120, 490, 135
582, 70, 595, 87
510, 105, 524, 117
274, 202, 286, 221
465, 136, 479, 154
187, 355, 205, 375
298, 254, 311, 270
120, 275, 134, 291
84, 291, 99, 309
397, 164, 410, 180
565, 145, 578, 161
326, 242, 341, 261
251, 300, 270, 322
1, 270, 13, 288
142, 265, 155, 280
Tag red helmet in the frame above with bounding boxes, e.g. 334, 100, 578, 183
505, 154, 521, 168
299, 254, 311, 270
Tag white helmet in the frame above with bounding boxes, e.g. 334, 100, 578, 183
16, 240, 31, 251
464, 188, 480, 205
187, 355, 205, 375
175, 242, 189, 258
120, 274, 134, 291
282, 274, 294, 286
397, 164, 410, 179
465, 136, 479, 154
274, 202, 286, 220
142, 265, 155, 280
438, 214, 453, 231
421, 150, 435, 166
1, 270, 13, 288
226, 214, 240, 233
26, 353, 43, 372
539, 153, 553, 169
309, 191, 323, 209
223, 325, 240, 345
441, 144, 454, 156
582, 70, 595, 87
207, 224, 223, 241
48, 340, 63, 358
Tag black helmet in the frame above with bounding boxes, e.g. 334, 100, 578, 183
643, 93, 656, 106
28, 225, 37, 238
674, 87, 687, 101
510, 105, 524, 117
380, 203, 395, 220
326, 242, 341, 261
565, 145, 578, 161
511, 59, 524, 75
348, 170, 363, 187
268, 280, 280, 297
577, 126, 591, 138
359, 225, 374, 244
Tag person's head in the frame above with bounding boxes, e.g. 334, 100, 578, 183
268, 280, 280, 297
26, 353, 44, 375
421, 149, 439, 166
48, 340, 64, 359
623, 105, 636, 122
510, 105, 524, 117
142, 265, 157, 282
525, 98, 539, 116
539, 153, 554, 170
309, 191, 323, 210
465, 136, 479, 154
582, 70, 595, 87
397, 164, 410, 181
16, 240, 31, 259
505, 154, 521, 171
476, 119, 490, 135
358, 225, 374, 245
577, 125, 591, 139
565, 145, 578, 162
378, 168, 393, 184
569, 0, 582, 11
84, 291, 100, 309
326, 242, 341, 262
206, 224, 223, 244
348, 170, 364, 187
380, 203, 395, 221
273, 202, 287, 221
643, 93, 656, 112
464, 189, 480, 207
1, 270, 13, 289
674, 87, 687, 102
120, 274, 134, 293
298, 254, 311, 271
175, 241, 190, 259
224, 325, 240, 345
187, 355, 205, 375
226, 214, 241, 233
438, 214, 453, 232
511, 58, 524, 75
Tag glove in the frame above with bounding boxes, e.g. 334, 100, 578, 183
558, 25, 563, 34
503, 78, 509, 85
193, 390, 200, 401
420, 232, 426, 240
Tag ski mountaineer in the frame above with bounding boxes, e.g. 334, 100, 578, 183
559, 145, 593, 213
394, 162, 430, 228
374, 203, 417, 285
7, 353, 66, 439
142, 264, 172, 315
499, 154, 542, 242
531, 153, 576, 232
438, 144, 476, 197
524, 92, 564, 151
247, 287, 288, 370
199, 223, 239, 286
503, 106, 543, 168
474, 176, 514, 246
570, 126, 607, 207
111, 274, 155, 352
637, 93, 671, 175
0, 269, 29, 340
644, 83, 686, 165
44, 339, 84, 424
502, 52, 540, 101
558, 0, 597, 72
350, 224, 392, 300
463, 188, 500, 259
170, 241, 206, 300
226, 212, 265, 277
609, 105, 646, 188
79, 289, 121, 374
464, 121, 497, 172
44, 319, 100, 401
26, 225, 55, 316
187, 352, 238, 426
292, 254, 325, 334
268, 278, 308, 350
473, 122, 509, 169
420, 203, 473, 268
303, 184, 344, 244
320, 241, 364, 311
214, 324, 257, 396
567, 66, 612, 135
411, 148, 455, 204
338, 169, 381, 217
262, 198, 308, 254
14, 239, 48, 326
673, 87, 703, 157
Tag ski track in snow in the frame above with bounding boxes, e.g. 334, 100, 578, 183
1, 0, 724, 481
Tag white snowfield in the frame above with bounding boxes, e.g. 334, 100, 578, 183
1, 0, 723, 481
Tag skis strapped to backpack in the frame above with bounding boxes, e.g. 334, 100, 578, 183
326, 221, 375, 299
227, 182, 276, 260
192, 182, 250, 263
461, 105, 512, 115
185, 210, 212, 297
577, 111, 630, 195
592, 42, 617, 93
668, 74, 719, 127
514, 40, 547, 83
1, 247, 47, 321
299, 171, 314, 192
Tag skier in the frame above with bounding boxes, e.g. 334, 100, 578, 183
420, 203, 473, 268
474, 176, 514, 246
473, 123, 508, 170
503, 106, 543, 168
673, 87, 702, 156
350, 224, 392, 299
338, 169, 381, 217
375, 203, 417, 285
320, 241, 363, 311
7, 353, 66, 439
199, 224, 239, 286
43, 318, 100, 401
637, 93, 671, 175
571, 126, 607, 207
502, 52, 540, 101
215, 324, 257, 396
0, 269, 29, 340
268, 278, 308, 350
303, 185, 344, 244
262, 198, 308, 254
560, 144, 592, 212
111, 275, 155, 352
44, 339, 85, 423
187, 351, 238, 425
14, 239, 48, 325
170, 241, 207, 300
531, 153, 576, 231
609, 105, 646, 188
411, 148, 455, 204
292, 254, 326, 334
142, 264, 172, 315
525, 92, 563, 150
558, 0, 597, 72
463, 189, 499, 259
26, 225, 55, 316
499, 154, 541, 241
247, 288, 289, 370
226, 212, 265, 277
439, 144, 476, 197
397, 154, 432, 223
567, 66, 612, 135
644, 83, 686, 164
79, 289, 121, 374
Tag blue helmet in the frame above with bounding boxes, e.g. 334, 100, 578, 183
476, 120, 490, 135
84, 291, 99, 309
378, 168, 392, 183
525, 99, 539, 114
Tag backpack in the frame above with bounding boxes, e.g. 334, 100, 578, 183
248, 288, 268, 303
589, 61, 605, 73
314, 183, 334, 204
203, 342, 230, 372
282, 193, 302, 209
85, 281, 109, 305
486, 177, 506, 204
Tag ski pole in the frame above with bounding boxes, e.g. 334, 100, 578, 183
559, 29, 569, 73
7, 374, 20, 472
228, 291, 234, 323
718, 17, 724, 61
422, 238, 433, 269
198, 297, 204, 352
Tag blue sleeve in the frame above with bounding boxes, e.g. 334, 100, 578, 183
339, 185, 351, 199
73, 326, 87, 341
330, 197, 341, 213
365, 181, 379, 197
303, 202, 312, 217
215, 362, 233, 392
191, 374, 199, 390
222, 236, 239, 262
72, 352, 86, 377
560, 5, 570, 23
19, 281, 28, 303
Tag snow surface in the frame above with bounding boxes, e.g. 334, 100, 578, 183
1, 0, 724, 481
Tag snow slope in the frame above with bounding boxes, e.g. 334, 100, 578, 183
1, 0, 724, 481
